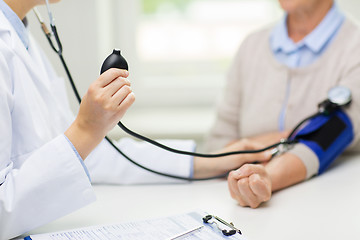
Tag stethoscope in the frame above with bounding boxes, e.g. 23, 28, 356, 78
32, 1, 352, 181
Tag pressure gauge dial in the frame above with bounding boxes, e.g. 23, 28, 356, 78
327, 86, 352, 107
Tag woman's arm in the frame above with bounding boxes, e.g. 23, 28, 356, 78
227, 152, 306, 208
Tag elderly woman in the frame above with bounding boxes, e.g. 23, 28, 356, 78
206, 0, 360, 208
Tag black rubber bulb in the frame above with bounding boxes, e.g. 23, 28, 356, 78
100, 49, 129, 74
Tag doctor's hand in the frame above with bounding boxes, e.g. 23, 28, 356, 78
249, 131, 290, 146
65, 69, 135, 159
228, 164, 272, 208
193, 139, 272, 178
77, 69, 135, 135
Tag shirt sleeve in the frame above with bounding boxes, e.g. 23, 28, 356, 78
339, 37, 360, 152
288, 22, 360, 178
64, 135, 92, 182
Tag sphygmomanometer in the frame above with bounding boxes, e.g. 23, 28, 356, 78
289, 86, 353, 174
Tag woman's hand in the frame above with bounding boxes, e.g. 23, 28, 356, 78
193, 139, 272, 178
227, 164, 272, 208
65, 68, 135, 159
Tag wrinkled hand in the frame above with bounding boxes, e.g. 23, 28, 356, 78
228, 164, 272, 208
194, 139, 272, 178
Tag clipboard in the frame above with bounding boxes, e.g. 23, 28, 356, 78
24, 211, 245, 240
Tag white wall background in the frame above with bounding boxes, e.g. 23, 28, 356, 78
27, 0, 360, 144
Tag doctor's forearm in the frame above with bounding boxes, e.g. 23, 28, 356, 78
193, 140, 272, 178
265, 153, 307, 191
65, 120, 105, 160
248, 131, 290, 146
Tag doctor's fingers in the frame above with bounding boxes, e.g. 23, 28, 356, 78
111, 85, 134, 107
114, 92, 135, 119
97, 68, 129, 87
238, 151, 271, 164
227, 139, 271, 163
103, 77, 131, 97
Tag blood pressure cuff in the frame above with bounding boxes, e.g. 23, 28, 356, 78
292, 110, 354, 174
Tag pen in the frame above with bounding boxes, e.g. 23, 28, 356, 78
166, 225, 204, 240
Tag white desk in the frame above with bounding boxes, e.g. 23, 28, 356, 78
21, 154, 360, 240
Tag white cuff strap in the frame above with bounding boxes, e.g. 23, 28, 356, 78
288, 143, 320, 179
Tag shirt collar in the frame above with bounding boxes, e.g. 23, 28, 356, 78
271, 16, 294, 53
0, 0, 29, 50
270, 2, 344, 54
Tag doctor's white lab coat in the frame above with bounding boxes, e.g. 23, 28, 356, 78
0, 11, 194, 239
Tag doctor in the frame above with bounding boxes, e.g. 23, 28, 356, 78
0, 0, 272, 239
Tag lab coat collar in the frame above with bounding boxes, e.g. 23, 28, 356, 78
0, 0, 29, 49
0, 11, 46, 84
